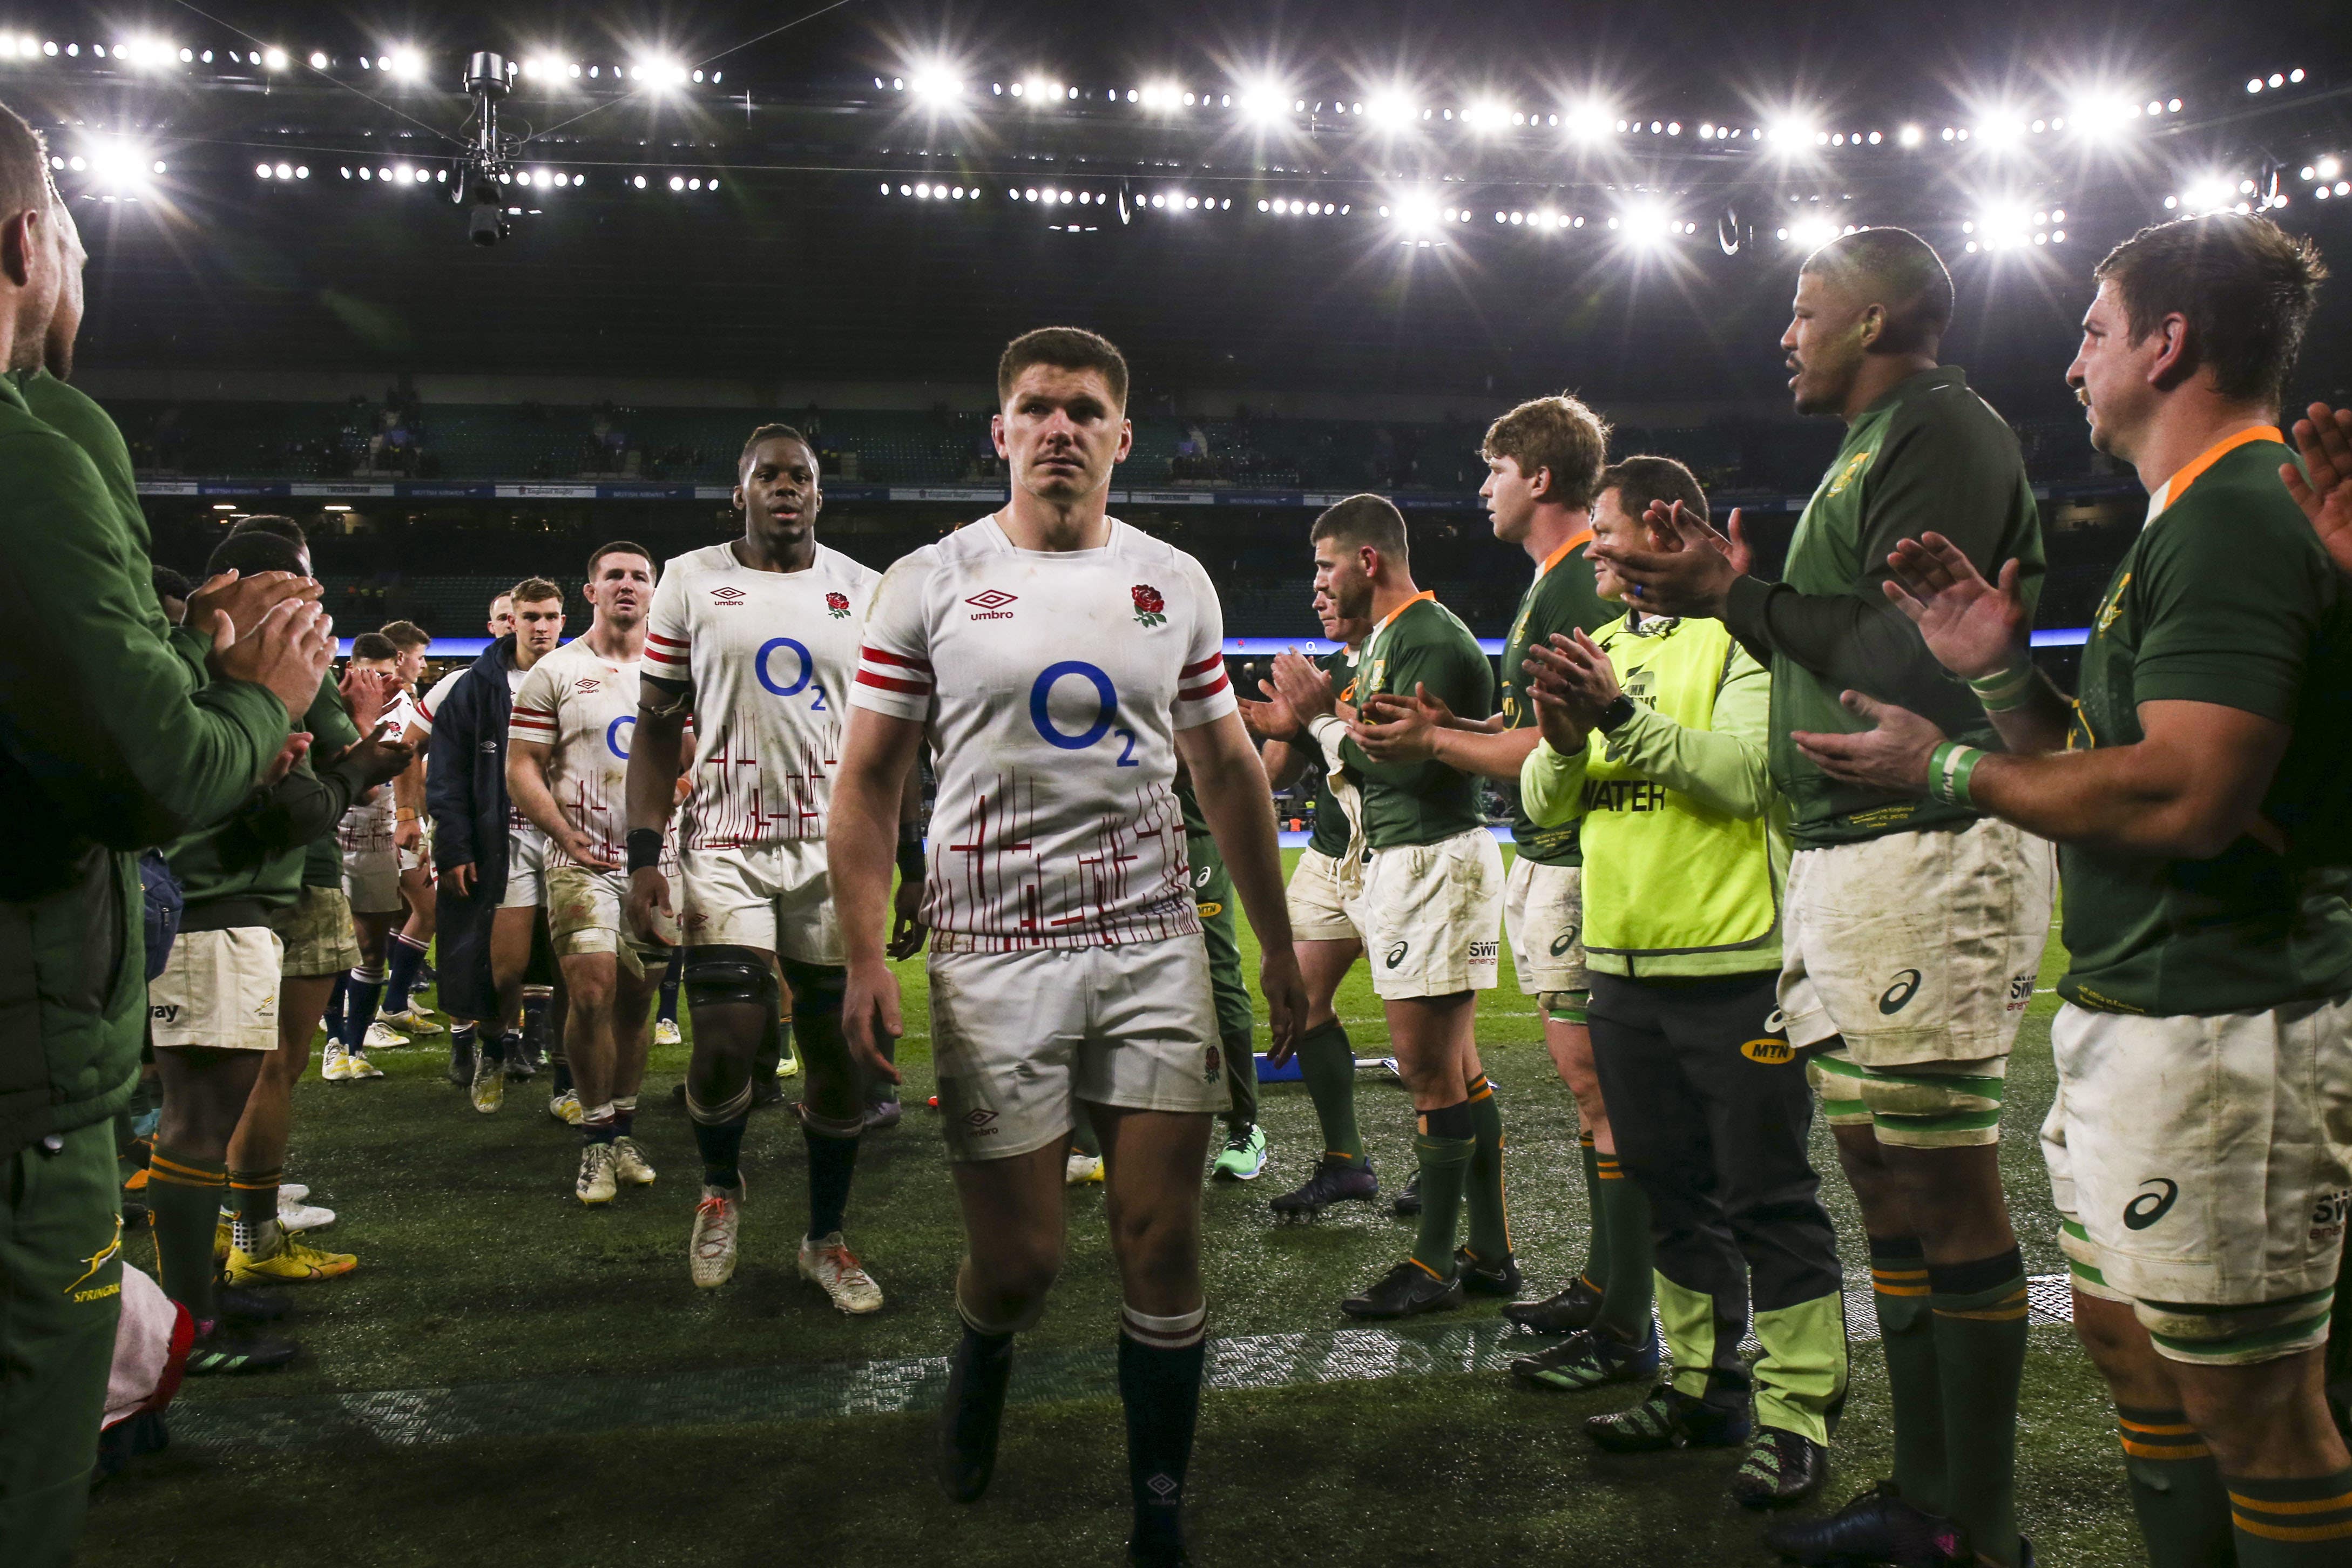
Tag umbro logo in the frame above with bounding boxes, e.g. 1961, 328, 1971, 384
966, 589, 1018, 621
709, 586, 746, 605
577, 679, 601, 693
962, 1108, 999, 1130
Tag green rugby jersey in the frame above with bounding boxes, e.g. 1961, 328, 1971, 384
1305, 643, 1361, 860
1342, 592, 1493, 849
2058, 429, 2352, 1017
1499, 532, 1614, 865
1723, 366, 2044, 849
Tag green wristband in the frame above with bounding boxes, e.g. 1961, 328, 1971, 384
1966, 661, 2037, 712
1927, 741, 1986, 808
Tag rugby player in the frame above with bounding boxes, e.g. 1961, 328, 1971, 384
1245, 592, 1376, 1215
1268, 494, 1512, 1319
377, 619, 441, 1035
1600, 229, 2051, 1568
624, 424, 915, 1313
1799, 213, 2350, 1567
831, 327, 1302, 1566
323, 631, 418, 1080
1351, 398, 1630, 1337
510, 542, 671, 1203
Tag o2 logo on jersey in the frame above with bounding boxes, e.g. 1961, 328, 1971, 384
606, 715, 636, 759
1030, 661, 1138, 765
755, 638, 828, 711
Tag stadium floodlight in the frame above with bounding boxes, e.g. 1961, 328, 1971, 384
2068, 93, 2140, 140
1563, 101, 1616, 144
1785, 214, 1841, 249
1897, 123, 1923, 147
386, 47, 425, 82
262, 46, 288, 71
1972, 111, 2026, 150
1461, 98, 1510, 133
1617, 201, 1677, 246
1235, 79, 1289, 125
636, 55, 690, 89
308, 51, 327, 70
1363, 92, 1417, 127
1767, 116, 1819, 153
1390, 191, 1439, 231
2319, 156, 2343, 180
84, 139, 156, 191
1139, 80, 1182, 110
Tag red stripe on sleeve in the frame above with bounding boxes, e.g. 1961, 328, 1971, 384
1177, 671, 1232, 702
855, 671, 932, 697
1179, 652, 1226, 678
861, 645, 934, 672
647, 631, 688, 649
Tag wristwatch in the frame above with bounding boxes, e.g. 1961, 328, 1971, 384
1596, 694, 1638, 734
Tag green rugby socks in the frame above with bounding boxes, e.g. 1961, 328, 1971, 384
2114, 1405, 2232, 1568
1870, 1234, 1948, 1511
1591, 1151, 1654, 1342
1294, 1019, 1365, 1166
1409, 1101, 1475, 1277
1463, 1073, 1511, 1265
1930, 1247, 2029, 1564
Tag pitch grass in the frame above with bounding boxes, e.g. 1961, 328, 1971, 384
86, 849, 2143, 1567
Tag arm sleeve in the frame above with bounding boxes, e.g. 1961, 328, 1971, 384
1598, 645, 1775, 819
508, 660, 560, 748
847, 555, 937, 722
1517, 738, 1593, 828
642, 567, 694, 693
2128, 517, 2313, 720
1171, 556, 1236, 730
424, 670, 481, 867
1721, 416, 2023, 682
236, 755, 369, 853
0, 431, 287, 847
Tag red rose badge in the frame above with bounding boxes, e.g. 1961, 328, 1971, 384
1131, 584, 1167, 628
825, 591, 851, 619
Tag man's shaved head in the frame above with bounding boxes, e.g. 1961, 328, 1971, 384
1800, 227, 1955, 356
0, 98, 56, 375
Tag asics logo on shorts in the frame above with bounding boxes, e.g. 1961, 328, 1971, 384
2123, 1178, 2179, 1231
1762, 1009, 1788, 1033
1384, 941, 1409, 969
1877, 969, 1923, 1015
1549, 927, 1578, 957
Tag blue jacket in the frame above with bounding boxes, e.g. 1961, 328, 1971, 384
425, 636, 518, 1022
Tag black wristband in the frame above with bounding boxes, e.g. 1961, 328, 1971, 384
896, 824, 925, 882
625, 828, 664, 874
1597, 694, 1639, 734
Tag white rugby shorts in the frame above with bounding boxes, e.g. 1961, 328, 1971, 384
930, 938, 1228, 1161
2041, 994, 2352, 1357
677, 840, 842, 964
1777, 817, 2053, 1066
1286, 845, 1367, 945
1361, 827, 1505, 1001
546, 863, 681, 958
499, 825, 548, 910
1504, 855, 1585, 997
149, 927, 283, 1052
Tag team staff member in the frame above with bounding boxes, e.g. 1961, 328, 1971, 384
1269, 495, 1512, 1320
1602, 228, 2051, 1568
1517, 462, 1847, 1511
0, 104, 322, 1566
1178, 767, 1269, 1182
1351, 399, 1629, 1339
1808, 213, 2351, 1567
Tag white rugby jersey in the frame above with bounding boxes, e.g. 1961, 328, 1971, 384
645, 542, 879, 850
337, 686, 417, 855
850, 515, 1236, 952
413, 658, 541, 841
507, 640, 654, 870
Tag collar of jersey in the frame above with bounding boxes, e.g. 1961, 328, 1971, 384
1370, 589, 1436, 638
1533, 529, 1594, 582
1858, 363, 1964, 419
2142, 424, 2285, 528
985, 512, 1121, 557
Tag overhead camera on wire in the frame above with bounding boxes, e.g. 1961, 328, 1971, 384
457, 50, 518, 245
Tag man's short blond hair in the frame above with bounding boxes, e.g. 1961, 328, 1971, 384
1481, 394, 1612, 511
